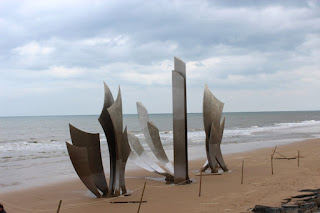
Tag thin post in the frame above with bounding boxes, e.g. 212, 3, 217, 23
111, 201, 147, 204
273, 157, 296, 160
272, 146, 277, 158
199, 171, 202, 197
137, 181, 147, 213
274, 151, 287, 159
195, 173, 222, 176
241, 160, 244, 184
298, 150, 300, 167
271, 155, 274, 175
56, 200, 62, 213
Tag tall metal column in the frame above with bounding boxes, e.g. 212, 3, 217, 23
172, 57, 190, 184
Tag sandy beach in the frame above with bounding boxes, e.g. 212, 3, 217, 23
1, 138, 320, 213
1, 1, 319, 213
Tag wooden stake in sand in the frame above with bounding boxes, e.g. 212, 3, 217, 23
272, 146, 277, 158
195, 173, 222, 177
56, 200, 62, 213
298, 150, 300, 167
111, 201, 147, 204
273, 157, 296, 160
274, 151, 288, 159
199, 171, 202, 197
273, 147, 295, 160
137, 181, 147, 213
271, 155, 274, 175
241, 160, 244, 184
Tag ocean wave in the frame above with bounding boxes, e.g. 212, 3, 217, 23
148, 119, 320, 145
224, 120, 320, 137
0, 140, 66, 153
275, 120, 320, 127
1, 119, 319, 163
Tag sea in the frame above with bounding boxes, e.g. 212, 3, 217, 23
1, 111, 320, 192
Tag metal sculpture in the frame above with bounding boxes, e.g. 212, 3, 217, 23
127, 133, 157, 172
98, 82, 116, 194
128, 57, 191, 184
66, 83, 131, 197
66, 142, 102, 197
136, 102, 174, 175
68, 124, 108, 195
202, 84, 228, 173
106, 88, 130, 196
119, 127, 131, 195
127, 132, 174, 181
66, 56, 212, 192
172, 56, 190, 184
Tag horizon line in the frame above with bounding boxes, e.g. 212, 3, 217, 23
1, 109, 320, 118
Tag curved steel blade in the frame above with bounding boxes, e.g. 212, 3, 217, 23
172, 69, 189, 184
203, 84, 224, 139
136, 102, 174, 174
107, 87, 124, 196
127, 131, 173, 179
207, 123, 218, 172
147, 121, 174, 174
69, 124, 108, 195
66, 142, 101, 197
202, 85, 228, 172
120, 127, 131, 194
98, 82, 116, 194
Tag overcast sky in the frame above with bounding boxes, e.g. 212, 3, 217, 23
0, 0, 319, 116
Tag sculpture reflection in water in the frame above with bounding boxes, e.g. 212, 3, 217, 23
66, 84, 130, 197
201, 84, 228, 173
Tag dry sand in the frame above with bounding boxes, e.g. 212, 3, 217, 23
1, 138, 320, 213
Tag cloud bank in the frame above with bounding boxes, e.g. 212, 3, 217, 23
0, 0, 319, 116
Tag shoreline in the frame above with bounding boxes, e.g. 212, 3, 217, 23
0, 135, 312, 194
1, 138, 320, 212
2, 112, 320, 195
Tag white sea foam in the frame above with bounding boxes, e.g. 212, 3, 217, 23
1, 113, 320, 192
1, 120, 319, 154
224, 120, 320, 137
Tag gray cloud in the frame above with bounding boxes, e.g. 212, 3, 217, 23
0, 0, 319, 115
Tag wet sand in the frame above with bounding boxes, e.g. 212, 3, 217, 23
1, 138, 320, 213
